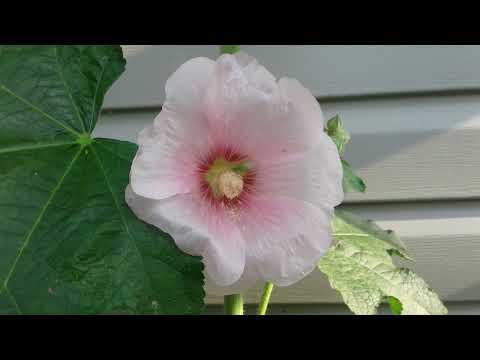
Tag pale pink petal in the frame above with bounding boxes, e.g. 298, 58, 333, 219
278, 77, 325, 129
161, 57, 216, 154
125, 186, 246, 286
129, 111, 208, 199
255, 133, 344, 209
234, 51, 278, 94
237, 196, 333, 287
203, 53, 324, 163
163, 57, 216, 122
204, 257, 261, 296
130, 57, 217, 200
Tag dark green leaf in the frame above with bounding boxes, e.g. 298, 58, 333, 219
387, 296, 403, 315
342, 159, 366, 193
0, 45, 205, 314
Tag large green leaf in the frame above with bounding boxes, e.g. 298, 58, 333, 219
318, 210, 447, 315
0, 45, 204, 314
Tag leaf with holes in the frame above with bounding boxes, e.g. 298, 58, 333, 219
0, 45, 204, 314
318, 210, 447, 315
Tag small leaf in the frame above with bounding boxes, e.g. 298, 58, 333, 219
326, 114, 350, 156
326, 115, 366, 192
342, 159, 366, 193
387, 296, 403, 315
219, 45, 241, 55
318, 210, 447, 315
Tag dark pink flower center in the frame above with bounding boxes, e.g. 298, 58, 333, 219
197, 146, 256, 208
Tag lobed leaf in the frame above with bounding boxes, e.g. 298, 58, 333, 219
0, 45, 205, 314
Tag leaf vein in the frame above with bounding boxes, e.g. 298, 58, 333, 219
90, 143, 185, 278
90, 145, 155, 288
339, 246, 431, 313
0, 141, 77, 155
4, 286, 22, 314
0, 83, 81, 137
89, 60, 108, 133
94, 140, 133, 162
0, 146, 82, 293
54, 46, 87, 133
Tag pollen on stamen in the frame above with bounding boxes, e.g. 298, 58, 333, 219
218, 171, 244, 200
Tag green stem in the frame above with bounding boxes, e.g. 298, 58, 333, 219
219, 45, 241, 55
224, 294, 244, 315
257, 282, 274, 315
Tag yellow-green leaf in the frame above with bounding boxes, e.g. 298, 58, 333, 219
318, 210, 447, 315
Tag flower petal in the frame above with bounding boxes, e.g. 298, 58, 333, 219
163, 57, 216, 121
255, 133, 344, 209
204, 258, 261, 296
238, 196, 334, 287
278, 77, 325, 129
125, 186, 246, 286
203, 53, 324, 163
130, 111, 206, 199
130, 57, 218, 200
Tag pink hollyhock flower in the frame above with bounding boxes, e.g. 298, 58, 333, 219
125, 51, 344, 295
